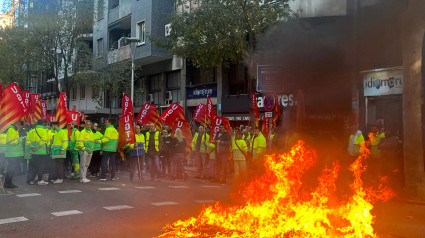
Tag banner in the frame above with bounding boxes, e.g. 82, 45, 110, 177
41, 101, 47, 120
72, 105, 77, 111
47, 114, 56, 123
160, 102, 185, 127
171, 119, 193, 155
262, 114, 270, 142
209, 116, 231, 142
66, 110, 80, 127
0, 83, 28, 133
206, 96, 216, 124
192, 104, 207, 126
122, 94, 133, 116
55, 92, 68, 128
22, 90, 30, 122
118, 114, 136, 158
0, 83, 2, 110
253, 92, 259, 127
136, 102, 162, 130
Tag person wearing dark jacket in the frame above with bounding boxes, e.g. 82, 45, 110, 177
212, 124, 231, 184
160, 129, 172, 178
171, 128, 187, 180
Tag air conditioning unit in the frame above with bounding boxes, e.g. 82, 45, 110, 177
165, 91, 172, 101
118, 37, 128, 48
164, 23, 172, 37
147, 94, 154, 102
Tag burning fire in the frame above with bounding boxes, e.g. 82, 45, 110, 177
158, 140, 395, 237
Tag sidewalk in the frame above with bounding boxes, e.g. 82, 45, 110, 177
374, 199, 425, 237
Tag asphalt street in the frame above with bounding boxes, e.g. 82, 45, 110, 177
0, 170, 232, 238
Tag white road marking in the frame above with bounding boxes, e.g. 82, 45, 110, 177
201, 185, 221, 188
58, 190, 82, 194
51, 210, 83, 217
168, 185, 189, 189
0, 217, 28, 225
151, 201, 180, 206
98, 187, 120, 191
16, 193, 41, 198
194, 200, 215, 204
135, 186, 156, 189
103, 205, 134, 211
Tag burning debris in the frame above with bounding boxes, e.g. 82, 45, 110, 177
158, 140, 395, 237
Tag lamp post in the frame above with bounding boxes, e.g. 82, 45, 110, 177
126, 37, 140, 105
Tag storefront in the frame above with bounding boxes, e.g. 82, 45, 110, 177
361, 67, 403, 135
185, 83, 218, 120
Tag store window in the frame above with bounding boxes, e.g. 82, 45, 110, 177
80, 85, 85, 99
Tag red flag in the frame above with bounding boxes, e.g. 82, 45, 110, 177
41, 101, 47, 120
171, 119, 193, 155
66, 110, 80, 127
72, 105, 77, 111
47, 114, 56, 123
192, 104, 208, 126
27, 93, 42, 124
160, 102, 185, 127
252, 93, 259, 127
209, 116, 231, 142
136, 102, 162, 130
122, 94, 134, 116
81, 111, 86, 121
118, 114, 136, 158
262, 114, 270, 142
22, 90, 30, 122
55, 92, 68, 128
272, 103, 281, 126
206, 96, 216, 123
0, 83, 28, 133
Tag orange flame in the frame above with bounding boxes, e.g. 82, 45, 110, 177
158, 140, 395, 237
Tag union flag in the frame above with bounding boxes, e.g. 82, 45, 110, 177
0, 83, 28, 133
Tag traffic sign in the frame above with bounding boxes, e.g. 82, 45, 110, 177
265, 112, 273, 118
264, 95, 276, 112
257, 65, 284, 92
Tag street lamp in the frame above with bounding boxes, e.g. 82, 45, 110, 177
126, 37, 140, 105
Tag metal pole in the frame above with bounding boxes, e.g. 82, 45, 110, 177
131, 46, 135, 105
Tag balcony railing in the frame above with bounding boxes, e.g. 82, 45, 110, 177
108, 0, 131, 25
107, 44, 131, 64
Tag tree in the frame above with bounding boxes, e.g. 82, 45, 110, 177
153, 0, 293, 126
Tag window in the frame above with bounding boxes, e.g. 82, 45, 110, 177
72, 86, 77, 100
166, 71, 180, 89
80, 85, 85, 99
97, 0, 104, 20
136, 20, 146, 45
97, 38, 104, 57
149, 74, 162, 104
92, 86, 99, 98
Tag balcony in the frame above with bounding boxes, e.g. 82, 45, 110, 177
108, 0, 131, 25
107, 44, 131, 64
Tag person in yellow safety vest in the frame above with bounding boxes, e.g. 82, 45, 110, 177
4, 121, 24, 188
145, 123, 163, 181
88, 127, 103, 177
192, 126, 210, 179
0, 131, 7, 177
97, 118, 118, 181
242, 129, 251, 149
50, 121, 68, 184
77, 120, 94, 183
127, 124, 145, 182
233, 131, 248, 178
370, 125, 385, 156
67, 122, 80, 179
250, 127, 267, 161
26, 120, 50, 185
347, 128, 365, 157
206, 142, 216, 181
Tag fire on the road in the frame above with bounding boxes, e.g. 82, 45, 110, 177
158, 140, 395, 237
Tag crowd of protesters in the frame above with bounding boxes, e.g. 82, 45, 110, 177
0, 117, 278, 189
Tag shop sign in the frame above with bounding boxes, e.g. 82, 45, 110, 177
363, 68, 403, 96
186, 84, 217, 99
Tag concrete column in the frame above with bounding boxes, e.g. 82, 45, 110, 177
401, 0, 425, 200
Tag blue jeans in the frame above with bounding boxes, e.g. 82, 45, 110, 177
101, 151, 116, 179
146, 155, 160, 179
